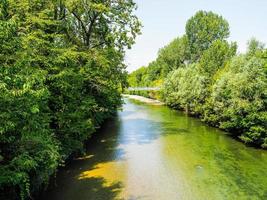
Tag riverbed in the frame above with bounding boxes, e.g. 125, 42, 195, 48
39, 97, 267, 200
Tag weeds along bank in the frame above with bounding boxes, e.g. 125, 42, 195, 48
0, 0, 141, 199
128, 11, 267, 149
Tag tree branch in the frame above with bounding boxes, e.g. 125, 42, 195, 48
71, 11, 88, 38
86, 13, 98, 47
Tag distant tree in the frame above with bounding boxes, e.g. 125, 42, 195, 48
147, 61, 161, 83
157, 35, 190, 77
186, 11, 230, 61
128, 66, 148, 87
246, 38, 265, 57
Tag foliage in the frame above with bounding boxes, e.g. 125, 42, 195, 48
128, 66, 149, 87
185, 10, 230, 61
246, 38, 265, 58
203, 56, 267, 147
63, 0, 141, 50
162, 64, 208, 114
127, 36, 190, 87
198, 40, 236, 76
0, 0, 141, 199
156, 36, 190, 77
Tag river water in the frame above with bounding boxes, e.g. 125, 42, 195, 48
40, 98, 267, 200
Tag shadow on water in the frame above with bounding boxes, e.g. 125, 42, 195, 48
117, 98, 193, 146
39, 99, 185, 200
117, 118, 190, 146
39, 99, 171, 200
39, 116, 127, 200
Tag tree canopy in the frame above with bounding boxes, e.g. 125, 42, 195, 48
186, 11, 230, 61
0, 0, 141, 199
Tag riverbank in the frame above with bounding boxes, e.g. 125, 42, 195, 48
124, 93, 267, 149
123, 94, 164, 105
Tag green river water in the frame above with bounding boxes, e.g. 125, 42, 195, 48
40, 98, 267, 200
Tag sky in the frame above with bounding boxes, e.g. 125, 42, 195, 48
125, 0, 267, 72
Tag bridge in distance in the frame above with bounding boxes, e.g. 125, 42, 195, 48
127, 87, 161, 91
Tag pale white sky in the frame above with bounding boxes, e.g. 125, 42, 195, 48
125, 0, 267, 72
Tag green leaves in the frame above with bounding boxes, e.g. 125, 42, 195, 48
186, 11, 230, 61
206, 56, 267, 146
199, 40, 236, 76
157, 36, 190, 77
64, 0, 141, 50
128, 36, 190, 87
91, 3, 109, 12
0, 0, 137, 199
162, 64, 208, 113
30, 105, 40, 114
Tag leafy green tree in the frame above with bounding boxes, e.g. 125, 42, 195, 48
199, 40, 237, 76
157, 35, 190, 77
0, 0, 141, 199
204, 56, 267, 147
186, 11, 230, 61
246, 38, 265, 58
63, 0, 141, 50
162, 64, 208, 114
146, 61, 161, 83
0, 3, 60, 198
128, 66, 149, 87
128, 36, 190, 87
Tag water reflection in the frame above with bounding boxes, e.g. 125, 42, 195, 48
40, 98, 267, 200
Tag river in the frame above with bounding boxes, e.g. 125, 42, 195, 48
40, 97, 267, 200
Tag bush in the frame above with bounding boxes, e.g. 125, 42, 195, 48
162, 64, 208, 114
204, 56, 267, 146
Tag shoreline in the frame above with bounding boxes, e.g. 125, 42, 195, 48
123, 94, 266, 150
122, 94, 164, 105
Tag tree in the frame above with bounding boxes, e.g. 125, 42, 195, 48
162, 64, 208, 114
157, 35, 190, 77
0, 2, 60, 198
62, 0, 141, 51
199, 40, 237, 76
186, 11, 230, 61
204, 56, 267, 147
128, 35, 190, 87
147, 61, 161, 83
0, 0, 141, 199
246, 38, 265, 57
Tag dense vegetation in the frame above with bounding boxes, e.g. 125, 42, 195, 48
0, 0, 141, 199
128, 11, 267, 148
